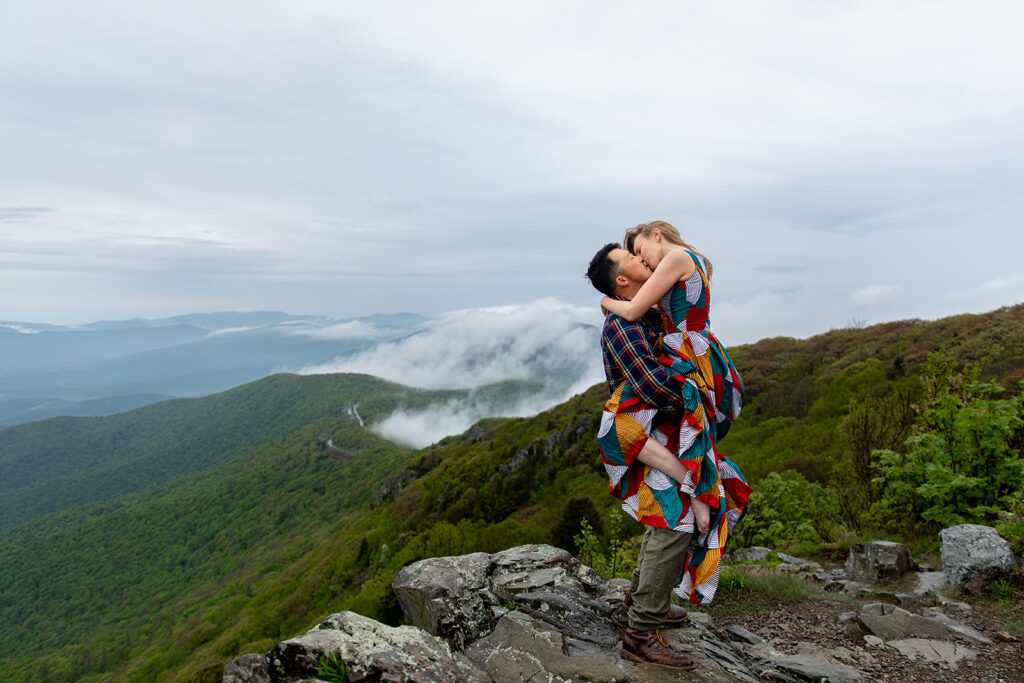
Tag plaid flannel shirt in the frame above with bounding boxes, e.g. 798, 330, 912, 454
600, 310, 684, 412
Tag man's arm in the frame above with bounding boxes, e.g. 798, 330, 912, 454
604, 316, 684, 412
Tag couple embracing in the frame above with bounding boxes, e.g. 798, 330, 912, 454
585, 221, 751, 670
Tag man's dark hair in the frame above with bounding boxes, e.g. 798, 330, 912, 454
585, 242, 622, 297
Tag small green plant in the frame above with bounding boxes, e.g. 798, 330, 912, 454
315, 654, 348, 683
987, 578, 1014, 601
573, 512, 635, 579
718, 569, 752, 592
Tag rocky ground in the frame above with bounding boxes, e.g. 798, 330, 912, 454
223, 534, 1023, 683
712, 593, 1023, 683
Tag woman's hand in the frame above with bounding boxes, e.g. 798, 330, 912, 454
690, 496, 711, 534
600, 296, 613, 316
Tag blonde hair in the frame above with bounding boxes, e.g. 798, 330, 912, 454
624, 220, 713, 279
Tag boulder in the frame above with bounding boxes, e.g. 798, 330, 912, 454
731, 546, 771, 563
264, 611, 486, 682
393, 544, 624, 651
222, 654, 271, 683
392, 551, 496, 649
845, 541, 914, 582
939, 524, 1016, 592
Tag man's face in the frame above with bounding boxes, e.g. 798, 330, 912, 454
610, 248, 651, 291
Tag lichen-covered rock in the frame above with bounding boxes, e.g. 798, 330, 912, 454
393, 544, 626, 652
264, 611, 488, 682
222, 653, 271, 683
392, 551, 496, 649
845, 541, 914, 582
939, 524, 1016, 592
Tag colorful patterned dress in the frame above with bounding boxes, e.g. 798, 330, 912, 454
597, 250, 751, 604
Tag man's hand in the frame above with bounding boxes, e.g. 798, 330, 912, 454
690, 496, 711, 534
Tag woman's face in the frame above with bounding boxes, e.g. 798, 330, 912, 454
632, 233, 660, 270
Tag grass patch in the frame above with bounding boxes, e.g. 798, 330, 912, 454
703, 568, 821, 618
1005, 617, 1024, 638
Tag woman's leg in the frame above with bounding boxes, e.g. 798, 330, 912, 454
636, 438, 711, 533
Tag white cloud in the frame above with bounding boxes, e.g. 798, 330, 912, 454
0, 323, 42, 334
372, 388, 574, 449
300, 299, 603, 390
1, 1, 1022, 333
203, 326, 257, 337
276, 320, 381, 340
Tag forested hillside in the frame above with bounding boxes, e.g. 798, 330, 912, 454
0, 373, 419, 529
1, 304, 1021, 682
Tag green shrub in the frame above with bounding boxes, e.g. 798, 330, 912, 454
739, 471, 841, 549
867, 376, 1024, 537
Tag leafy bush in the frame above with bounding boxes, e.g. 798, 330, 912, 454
739, 471, 841, 549
867, 371, 1024, 537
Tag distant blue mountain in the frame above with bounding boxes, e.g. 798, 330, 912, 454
0, 311, 430, 426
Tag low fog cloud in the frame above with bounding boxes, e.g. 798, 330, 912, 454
277, 320, 381, 340
301, 299, 603, 390
373, 386, 578, 449
301, 299, 605, 447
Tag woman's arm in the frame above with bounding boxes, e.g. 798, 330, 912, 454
600, 249, 697, 321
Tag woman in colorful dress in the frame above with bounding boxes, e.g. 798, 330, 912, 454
598, 220, 750, 605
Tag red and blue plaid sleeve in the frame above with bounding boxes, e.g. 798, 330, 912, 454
601, 316, 684, 412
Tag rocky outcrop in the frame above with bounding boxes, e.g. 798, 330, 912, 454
226, 611, 484, 683
939, 524, 1016, 592
845, 541, 914, 582
224, 541, 1009, 682
371, 470, 416, 506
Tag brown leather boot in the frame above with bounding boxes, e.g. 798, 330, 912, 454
623, 588, 689, 625
621, 627, 697, 670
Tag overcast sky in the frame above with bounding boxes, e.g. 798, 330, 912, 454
2, 1, 1022, 343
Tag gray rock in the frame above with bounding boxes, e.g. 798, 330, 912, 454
899, 569, 948, 600
222, 654, 270, 683
845, 541, 914, 582
920, 608, 993, 644
394, 544, 625, 651
392, 551, 496, 649
731, 546, 772, 562
725, 624, 765, 644
837, 611, 859, 625
863, 635, 885, 648
857, 603, 949, 641
885, 638, 977, 668
465, 611, 585, 683
687, 611, 714, 627
939, 524, 1016, 592
741, 640, 863, 682
265, 611, 487, 682
775, 552, 809, 566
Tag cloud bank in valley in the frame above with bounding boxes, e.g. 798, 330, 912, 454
300, 299, 605, 447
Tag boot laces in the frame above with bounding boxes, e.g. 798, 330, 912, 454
651, 630, 671, 648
